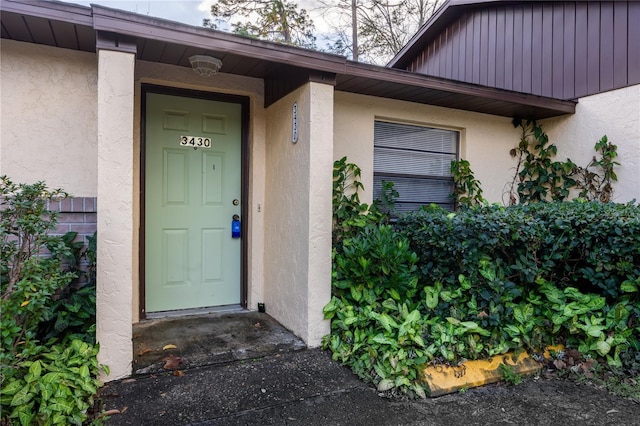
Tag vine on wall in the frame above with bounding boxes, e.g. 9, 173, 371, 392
451, 119, 619, 208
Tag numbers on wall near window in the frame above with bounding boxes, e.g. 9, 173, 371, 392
373, 121, 459, 213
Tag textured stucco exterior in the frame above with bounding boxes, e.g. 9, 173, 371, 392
306, 83, 334, 345
541, 84, 640, 203
0, 40, 97, 196
264, 82, 333, 346
333, 91, 521, 205
96, 49, 135, 380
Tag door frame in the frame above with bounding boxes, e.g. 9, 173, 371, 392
139, 84, 250, 319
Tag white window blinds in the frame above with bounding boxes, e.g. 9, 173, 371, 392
373, 121, 458, 213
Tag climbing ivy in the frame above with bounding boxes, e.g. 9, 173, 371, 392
451, 119, 619, 208
573, 135, 619, 202
506, 118, 577, 205
451, 159, 485, 207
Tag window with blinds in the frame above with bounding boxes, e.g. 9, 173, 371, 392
373, 121, 459, 213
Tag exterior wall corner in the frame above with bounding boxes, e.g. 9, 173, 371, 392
264, 81, 334, 346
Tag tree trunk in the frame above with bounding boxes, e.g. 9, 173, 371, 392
351, 0, 358, 61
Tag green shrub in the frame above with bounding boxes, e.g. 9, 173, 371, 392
39, 231, 97, 344
325, 159, 639, 396
1, 340, 107, 425
1, 177, 74, 363
398, 202, 640, 299
1, 176, 105, 425
332, 224, 419, 305
397, 202, 640, 366
324, 223, 425, 397
326, 159, 427, 397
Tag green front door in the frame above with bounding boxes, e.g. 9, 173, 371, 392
145, 92, 242, 313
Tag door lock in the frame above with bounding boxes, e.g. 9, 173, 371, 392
232, 214, 241, 238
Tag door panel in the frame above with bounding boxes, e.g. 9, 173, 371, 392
164, 149, 189, 205
202, 229, 223, 281
163, 229, 189, 284
145, 93, 242, 312
202, 153, 223, 204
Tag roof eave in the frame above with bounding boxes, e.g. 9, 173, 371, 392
0, 0, 92, 25
91, 5, 349, 75
343, 62, 577, 118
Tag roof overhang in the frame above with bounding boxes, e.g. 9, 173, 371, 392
1, 0, 575, 118
339, 62, 575, 118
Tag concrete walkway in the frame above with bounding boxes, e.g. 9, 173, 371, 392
130, 311, 305, 374
101, 313, 640, 425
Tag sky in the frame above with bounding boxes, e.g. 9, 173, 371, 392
67, 1, 224, 26
65, 0, 332, 31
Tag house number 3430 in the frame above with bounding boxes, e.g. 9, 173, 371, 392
180, 135, 212, 149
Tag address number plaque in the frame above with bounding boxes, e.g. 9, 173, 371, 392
180, 135, 212, 148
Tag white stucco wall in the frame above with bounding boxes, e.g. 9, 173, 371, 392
0, 40, 97, 196
133, 61, 267, 321
264, 82, 333, 346
333, 91, 521, 205
306, 83, 333, 345
541, 84, 640, 203
96, 49, 135, 381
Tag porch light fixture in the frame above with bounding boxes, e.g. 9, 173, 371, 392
188, 55, 223, 77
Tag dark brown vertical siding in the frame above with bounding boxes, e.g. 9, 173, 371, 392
551, 3, 564, 98
456, 16, 466, 80
586, 2, 600, 94
613, 2, 628, 89
450, 19, 460, 80
512, 5, 523, 93
629, 2, 640, 85
531, 5, 543, 95
574, 3, 588, 97
404, 1, 639, 100
504, 8, 514, 90
444, 26, 453, 79
487, 11, 497, 87
600, 2, 614, 92
440, 32, 448, 76
434, 33, 443, 76
426, 43, 435, 75
563, 2, 575, 100
521, 4, 533, 94
495, 8, 505, 88
479, 10, 489, 86
472, 11, 482, 84
464, 12, 474, 81
541, 3, 554, 97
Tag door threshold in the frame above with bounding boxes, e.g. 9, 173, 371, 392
145, 304, 244, 320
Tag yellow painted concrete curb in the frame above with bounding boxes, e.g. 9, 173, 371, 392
423, 345, 564, 397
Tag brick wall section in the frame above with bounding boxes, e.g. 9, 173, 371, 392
47, 197, 97, 282
48, 196, 97, 243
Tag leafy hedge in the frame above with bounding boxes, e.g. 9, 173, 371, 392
397, 202, 640, 300
324, 174, 640, 397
